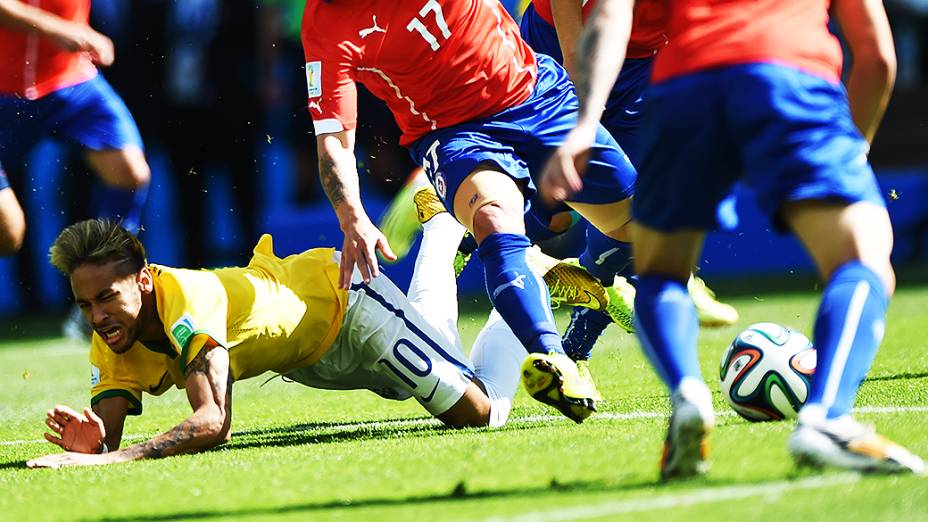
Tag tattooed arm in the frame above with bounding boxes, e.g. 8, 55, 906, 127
317, 130, 396, 289
27, 339, 232, 468
540, 0, 635, 205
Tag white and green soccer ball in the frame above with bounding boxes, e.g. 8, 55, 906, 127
719, 322, 817, 421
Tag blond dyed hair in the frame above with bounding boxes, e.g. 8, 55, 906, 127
49, 219, 147, 276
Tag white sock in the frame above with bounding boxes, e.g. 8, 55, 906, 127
407, 212, 466, 349
470, 309, 527, 428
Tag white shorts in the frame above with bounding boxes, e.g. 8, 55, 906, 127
284, 270, 475, 416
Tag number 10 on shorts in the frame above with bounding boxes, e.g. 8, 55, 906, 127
378, 338, 442, 402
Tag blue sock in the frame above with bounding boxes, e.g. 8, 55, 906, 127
97, 183, 149, 234
563, 306, 612, 361
578, 227, 633, 282
634, 275, 701, 391
807, 262, 888, 419
562, 228, 634, 360
478, 233, 563, 355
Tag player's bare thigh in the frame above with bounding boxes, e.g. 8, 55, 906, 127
0, 188, 25, 255
566, 199, 633, 242
83, 145, 151, 190
453, 163, 526, 241
782, 199, 895, 294
632, 222, 705, 281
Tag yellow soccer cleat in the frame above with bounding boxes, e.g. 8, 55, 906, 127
574, 359, 603, 402
412, 185, 446, 224
379, 178, 448, 262
605, 276, 636, 334
688, 275, 738, 327
521, 351, 599, 423
525, 247, 608, 312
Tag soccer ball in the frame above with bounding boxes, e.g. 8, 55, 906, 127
719, 322, 817, 421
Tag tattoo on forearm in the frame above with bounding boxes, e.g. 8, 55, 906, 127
121, 417, 201, 460
118, 346, 230, 460
574, 21, 599, 111
319, 154, 346, 207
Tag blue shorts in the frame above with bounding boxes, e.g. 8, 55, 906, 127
633, 63, 884, 232
0, 74, 143, 166
519, 4, 652, 165
409, 54, 636, 217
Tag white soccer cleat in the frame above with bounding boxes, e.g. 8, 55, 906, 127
789, 406, 926, 475
660, 377, 715, 481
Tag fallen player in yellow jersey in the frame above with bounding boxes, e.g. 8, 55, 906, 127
28, 216, 526, 468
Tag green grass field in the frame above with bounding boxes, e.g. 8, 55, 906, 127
1, 283, 927, 521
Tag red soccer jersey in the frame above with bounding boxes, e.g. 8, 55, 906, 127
530, 0, 668, 58
0, 0, 97, 99
302, 0, 537, 146
652, 0, 842, 84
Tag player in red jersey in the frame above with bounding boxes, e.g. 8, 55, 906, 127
302, 0, 640, 422
519, 0, 736, 373
543, 0, 924, 477
0, 0, 150, 256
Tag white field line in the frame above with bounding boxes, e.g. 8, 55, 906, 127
478, 473, 861, 522
3, 405, 926, 447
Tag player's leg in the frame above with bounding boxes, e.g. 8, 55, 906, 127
353, 270, 495, 427
453, 165, 568, 357
83, 146, 150, 233
732, 63, 923, 473
463, 309, 525, 427
629, 69, 745, 480
633, 225, 716, 480
0, 166, 25, 255
378, 168, 432, 262
56, 76, 151, 233
407, 201, 467, 352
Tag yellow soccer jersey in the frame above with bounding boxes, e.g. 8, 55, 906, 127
90, 235, 348, 414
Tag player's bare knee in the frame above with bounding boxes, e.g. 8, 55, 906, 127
438, 388, 491, 428
86, 148, 151, 189
471, 202, 524, 241
0, 231, 24, 256
0, 193, 26, 255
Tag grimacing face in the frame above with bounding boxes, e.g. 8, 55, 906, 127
70, 261, 152, 354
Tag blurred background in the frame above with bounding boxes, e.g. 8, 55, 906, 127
0, 0, 926, 329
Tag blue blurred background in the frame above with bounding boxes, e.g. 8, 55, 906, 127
0, 0, 927, 323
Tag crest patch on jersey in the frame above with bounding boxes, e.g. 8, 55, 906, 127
90, 365, 100, 386
171, 314, 196, 349
306, 61, 322, 99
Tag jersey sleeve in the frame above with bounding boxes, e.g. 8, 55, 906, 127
155, 268, 229, 375
89, 340, 146, 416
301, 10, 358, 135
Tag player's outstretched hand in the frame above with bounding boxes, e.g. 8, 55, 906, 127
27, 451, 114, 469
339, 216, 397, 289
42, 405, 105, 454
48, 21, 115, 66
540, 124, 598, 206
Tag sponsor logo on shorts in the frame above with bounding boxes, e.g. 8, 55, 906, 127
422, 380, 440, 402
306, 61, 322, 98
